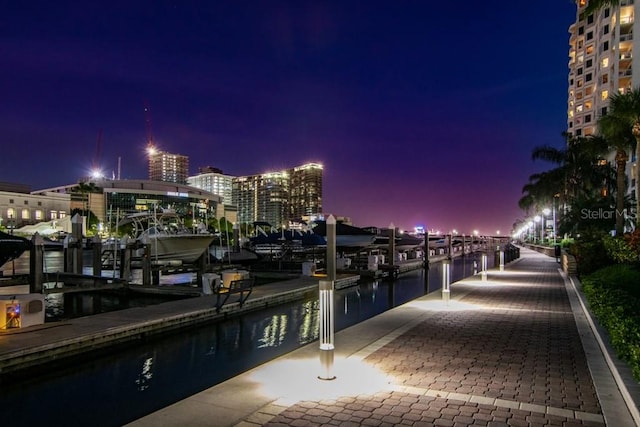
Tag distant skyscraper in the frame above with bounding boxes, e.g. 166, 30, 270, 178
187, 167, 234, 204
290, 162, 323, 219
148, 149, 189, 184
568, 1, 638, 200
230, 162, 323, 226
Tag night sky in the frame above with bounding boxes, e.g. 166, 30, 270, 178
1, 1, 576, 234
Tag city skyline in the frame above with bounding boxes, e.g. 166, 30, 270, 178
1, 2, 577, 234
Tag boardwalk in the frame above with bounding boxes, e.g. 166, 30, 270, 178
129, 247, 640, 427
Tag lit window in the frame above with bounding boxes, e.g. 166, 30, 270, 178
35, 210, 43, 220
585, 100, 592, 109
577, 80, 584, 88
576, 104, 584, 112
7, 208, 15, 219
585, 86, 594, 95
602, 74, 609, 84
50, 211, 58, 220
602, 57, 609, 68
21, 209, 30, 220
586, 45, 594, 54
59, 212, 66, 218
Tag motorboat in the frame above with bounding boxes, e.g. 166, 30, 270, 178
367, 227, 425, 251
117, 210, 215, 264
309, 220, 376, 248
0, 230, 31, 267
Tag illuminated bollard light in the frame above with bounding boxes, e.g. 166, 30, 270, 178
318, 279, 336, 380
481, 252, 488, 282
499, 250, 505, 271
441, 259, 450, 304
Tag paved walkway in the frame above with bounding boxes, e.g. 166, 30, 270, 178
128, 247, 640, 426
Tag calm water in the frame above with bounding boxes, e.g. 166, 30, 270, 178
3, 253, 491, 427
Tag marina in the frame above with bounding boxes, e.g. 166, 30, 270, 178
0, 253, 494, 427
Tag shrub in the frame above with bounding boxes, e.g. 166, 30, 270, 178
582, 264, 640, 381
572, 234, 613, 276
603, 236, 639, 264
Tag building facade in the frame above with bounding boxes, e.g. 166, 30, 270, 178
36, 178, 223, 235
0, 183, 70, 231
148, 149, 189, 185
187, 166, 234, 204
289, 163, 323, 220
568, 0, 638, 201
231, 162, 323, 226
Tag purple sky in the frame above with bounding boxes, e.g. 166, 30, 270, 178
1, 1, 576, 234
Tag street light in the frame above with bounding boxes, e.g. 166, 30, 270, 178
534, 216, 541, 244
542, 208, 551, 244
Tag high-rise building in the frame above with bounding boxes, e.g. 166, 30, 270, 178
148, 148, 189, 184
568, 0, 638, 199
230, 162, 323, 226
290, 162, 323, 219
187, 166, 234, 204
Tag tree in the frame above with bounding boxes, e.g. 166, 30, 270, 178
597, 114, 635, 234
520, 133, 611, 236
74, 181, 101, 235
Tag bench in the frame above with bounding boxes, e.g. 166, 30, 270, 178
215, 277, 254, 312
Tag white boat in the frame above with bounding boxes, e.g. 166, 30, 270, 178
118, 210, 215, 265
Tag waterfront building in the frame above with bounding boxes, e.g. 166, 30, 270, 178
35, 178, 224, 235
187, 166, 235, 204
568, 0, 638, 201
231, 162, 323, 227
0, 182, 70, 231
147, 147, 189, 185
289, 163, 323, 220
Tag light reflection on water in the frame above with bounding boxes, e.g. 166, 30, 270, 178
3, 254, 490, 427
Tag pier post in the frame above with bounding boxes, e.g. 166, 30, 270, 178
142, 244, 151, 287
29, 233, 44, 294
389, 223, 396, 268
63, 235, 72, 272
462, 234, 466, 256
233, 222, 240, 253
92, 235, 102, 277
448, 234, 453, 259
423, 229, 429, 292
441, 258, 450, 304
319, 215, 336, 380
120, 238, 133, 283
71, 213, 83, 274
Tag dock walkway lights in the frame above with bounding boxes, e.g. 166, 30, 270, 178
319, 215, 336, 380
441, 258, 450, 304
318, 279, 335, 380
481, 252, 488, 281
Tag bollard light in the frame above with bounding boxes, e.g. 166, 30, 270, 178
481, 252, 487, 281
318, 279, 336, 380
441, 259, 450, 304
499, 250, 505, 271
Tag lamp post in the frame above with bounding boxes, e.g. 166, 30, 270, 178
542, 208, 551, 245
319, 215, 336, 380
534, 216, 541, 244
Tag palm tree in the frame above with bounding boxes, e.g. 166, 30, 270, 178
600, 89, 640, 228
521, 133, 611, 235
581, 0, 619, 19
597, 114, 635, 234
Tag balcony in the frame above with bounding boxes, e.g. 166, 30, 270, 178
619, 68, 633, 77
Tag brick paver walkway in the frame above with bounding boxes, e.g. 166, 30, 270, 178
264, 250, 605, 426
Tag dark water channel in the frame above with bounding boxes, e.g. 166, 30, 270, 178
4, 253, 492, 427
